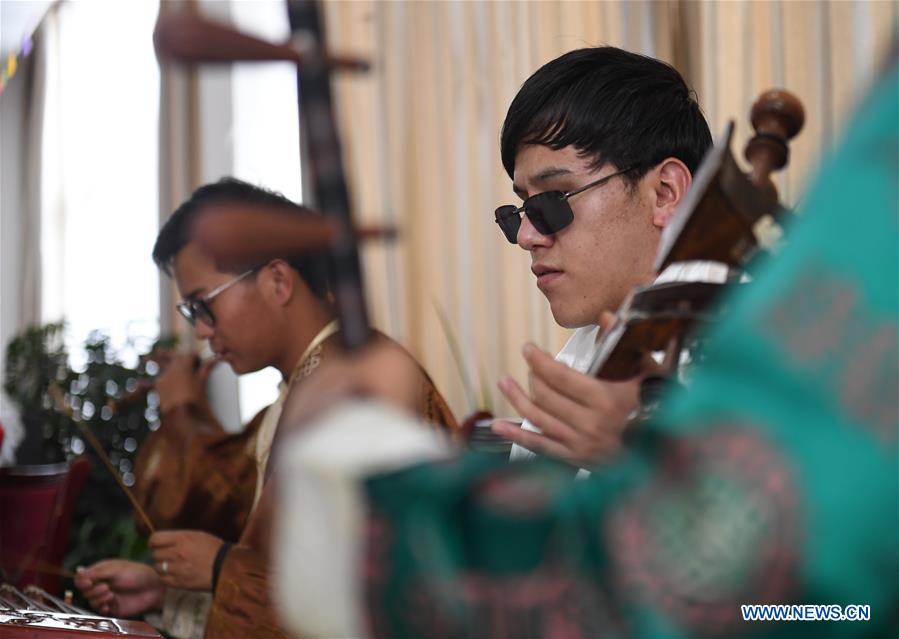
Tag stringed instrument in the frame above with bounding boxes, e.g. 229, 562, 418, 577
0, 583, 161, 638
587, 90, 805, 388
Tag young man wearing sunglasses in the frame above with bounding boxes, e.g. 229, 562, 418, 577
75, 178, 457, 639
274, 47, 718, 479
491, 46, 719, 467
273, 56, 899, 637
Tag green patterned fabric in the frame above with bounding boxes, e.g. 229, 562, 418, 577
362, 63, 898, 638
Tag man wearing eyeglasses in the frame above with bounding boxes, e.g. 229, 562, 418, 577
75, 178, 457, 639
490, 46, 720, 468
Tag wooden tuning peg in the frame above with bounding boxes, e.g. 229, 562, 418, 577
744, 90, 805, 204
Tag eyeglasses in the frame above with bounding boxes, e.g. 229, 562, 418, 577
494, 166, 636, 244
176, 269, 256, 327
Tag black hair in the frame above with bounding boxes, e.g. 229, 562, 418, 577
500, 47, 713, 183
152, 177, 331, 300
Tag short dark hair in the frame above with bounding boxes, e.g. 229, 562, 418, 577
153, 177, 331, 300
500, 47, 713, 183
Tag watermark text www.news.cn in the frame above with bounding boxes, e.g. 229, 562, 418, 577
741, 604, 870, 622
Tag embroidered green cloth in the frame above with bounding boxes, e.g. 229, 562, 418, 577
361, 62, 899, 638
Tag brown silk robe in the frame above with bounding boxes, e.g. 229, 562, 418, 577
133, 403, 265, 543
204, 351, 459, 639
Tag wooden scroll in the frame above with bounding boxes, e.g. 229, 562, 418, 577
655, 90, 805, 273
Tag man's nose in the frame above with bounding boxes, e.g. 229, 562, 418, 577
516, 212, 554, 250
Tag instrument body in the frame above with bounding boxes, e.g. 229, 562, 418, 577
0, 584, 161, 638
589, 281, 726, 380
0, 610, 161, 638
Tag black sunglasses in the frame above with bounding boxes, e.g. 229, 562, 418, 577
494, 166, 636, 244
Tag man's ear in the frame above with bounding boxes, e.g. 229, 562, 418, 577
260, 259, 296, 306
650, 158, 692, 228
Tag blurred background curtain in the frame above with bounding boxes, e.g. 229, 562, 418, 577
323, 0, 896, 420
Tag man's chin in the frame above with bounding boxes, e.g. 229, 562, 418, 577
548, 303, 589, 330
229, 363, 252, 376
219, 356, 244, 375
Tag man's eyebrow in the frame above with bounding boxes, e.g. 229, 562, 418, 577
183, 287, 205, 300
531, 166, 574, 183
511, 166, 575, 200
512, 184, 527, 200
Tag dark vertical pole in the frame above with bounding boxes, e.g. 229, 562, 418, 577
287, 0, 371, 350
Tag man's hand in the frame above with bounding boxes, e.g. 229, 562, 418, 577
73, 559, 164, 618
148, 530, 223, 591
493, 339, 641, 468
152, 350, 217, 414
278, 342, 423, 436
